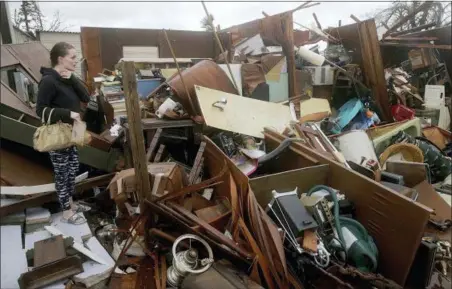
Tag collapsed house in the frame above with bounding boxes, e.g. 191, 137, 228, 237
0, 2, 451, 289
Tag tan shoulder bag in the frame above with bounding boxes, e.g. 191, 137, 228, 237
33, 107, 73, 152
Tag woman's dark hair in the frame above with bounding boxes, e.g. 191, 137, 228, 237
50, 42, 75, 67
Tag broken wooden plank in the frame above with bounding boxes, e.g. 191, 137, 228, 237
1, 172, 88, 196
0, 174, 114, 218
188, 142, 206, 185
384, 36, 438, 41
153, 144, 166, 163
146, 128, 162, 162
382, 1, 432, 38
380, 42, 452, 50
359, 19, 392, 121
389, 21, 437, 37
34, 235, 66, 267
122, 61, 152, 206
18, 256, 83, 289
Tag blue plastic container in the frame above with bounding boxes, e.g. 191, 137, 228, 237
136, 79, 161, 99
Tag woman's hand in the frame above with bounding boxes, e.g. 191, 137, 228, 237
59, 70, 72, 79
70, 111, 81, 122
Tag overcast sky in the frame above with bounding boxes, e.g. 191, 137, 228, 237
8, 1, 390, 32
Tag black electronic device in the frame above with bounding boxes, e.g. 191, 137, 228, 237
266, 188, 318, 238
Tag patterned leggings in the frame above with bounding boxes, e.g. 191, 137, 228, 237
49, 146, 79, 211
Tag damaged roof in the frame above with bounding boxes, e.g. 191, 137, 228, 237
1, 42, 51, 82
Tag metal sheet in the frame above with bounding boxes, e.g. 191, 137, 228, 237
167, 60, 238, 116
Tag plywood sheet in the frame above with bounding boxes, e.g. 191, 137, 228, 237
195, 85, 291, 138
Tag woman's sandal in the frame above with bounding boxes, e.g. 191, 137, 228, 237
73, 202, 91, 213
61, 213, 87, 225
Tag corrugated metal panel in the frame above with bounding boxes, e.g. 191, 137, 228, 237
38, 32, 83, 78
123, 46, 159, 58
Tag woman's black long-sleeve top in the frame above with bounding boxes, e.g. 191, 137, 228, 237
36, 67, 90, 124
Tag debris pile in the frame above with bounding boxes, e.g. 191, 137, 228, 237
1, 2, 451, 289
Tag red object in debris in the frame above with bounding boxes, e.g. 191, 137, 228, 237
391, 104, 415, 121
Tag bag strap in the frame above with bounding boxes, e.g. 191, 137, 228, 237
46, 108, 56, 125
41, 107, 48, 124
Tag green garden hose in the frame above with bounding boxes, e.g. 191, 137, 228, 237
307, 185, 378, 272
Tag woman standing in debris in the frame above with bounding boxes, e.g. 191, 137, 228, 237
36, 42, 91, 225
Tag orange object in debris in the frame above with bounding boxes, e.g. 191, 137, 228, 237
301, 230, 318, 253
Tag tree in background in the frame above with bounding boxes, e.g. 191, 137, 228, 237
14, 0, 70, 36
201, 14, 220, 32
366, 1, 451, 31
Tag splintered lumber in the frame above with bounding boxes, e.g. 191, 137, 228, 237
122, 61, 152, 205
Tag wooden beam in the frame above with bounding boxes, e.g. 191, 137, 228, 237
358, 19, 392, 121
389, 21, 438, 37
383, 1, 432, 38
383, 36, 438, 42
122, 61, 152, 206
0, 173, 114, 218
379, 42, 452, 50
313, 13, 322, 29
350, 14, 361, 23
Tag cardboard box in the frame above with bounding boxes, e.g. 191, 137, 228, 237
107, 163, 185, 200
262, 128, 432, 286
